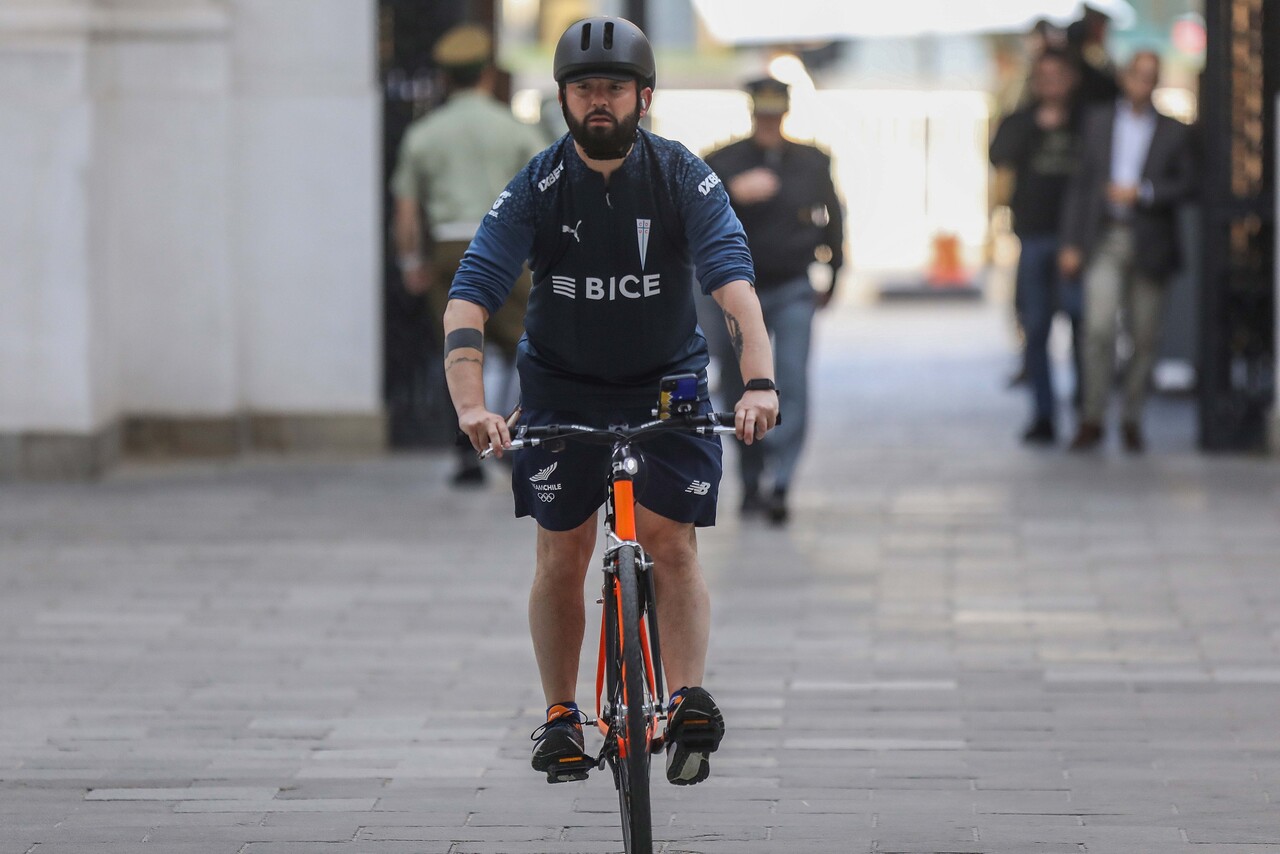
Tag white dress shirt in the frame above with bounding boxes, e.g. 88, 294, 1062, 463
1109, 100, 1158, 219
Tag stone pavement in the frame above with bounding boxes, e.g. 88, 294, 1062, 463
2, 299, 1279, 854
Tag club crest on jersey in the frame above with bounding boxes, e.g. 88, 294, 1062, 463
636, 219, 651, 269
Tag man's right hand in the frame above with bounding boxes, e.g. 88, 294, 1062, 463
402, 265, 434, 296
727, 168, 781, 205
457, 405, 511, 458
1035, 103, 1067, 130
1058, 246, 1082, 280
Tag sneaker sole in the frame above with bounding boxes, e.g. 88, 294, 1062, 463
664, 700, 724, 786
532, 735, 592, 784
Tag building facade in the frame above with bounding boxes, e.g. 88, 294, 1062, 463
0, 0, 383, 478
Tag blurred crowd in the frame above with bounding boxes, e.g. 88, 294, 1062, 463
989, 7, 1198, 454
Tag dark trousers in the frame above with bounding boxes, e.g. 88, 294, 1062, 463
1016, 234, 1082, 423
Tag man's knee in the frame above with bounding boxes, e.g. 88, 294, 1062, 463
636, 512, 699, 573
536, 519, 596, 581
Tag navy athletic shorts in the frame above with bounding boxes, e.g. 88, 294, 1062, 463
511, 401, 723, 532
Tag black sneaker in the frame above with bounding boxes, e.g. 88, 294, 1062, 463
531, 704, 592, 783
740, 487, 765, 517
450, 465, 486, 488
663, 687, 725, 786
1021, 418, 1056, 445
765, 489, 789, 526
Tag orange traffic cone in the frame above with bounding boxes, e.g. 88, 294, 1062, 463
927, 232, 969, 288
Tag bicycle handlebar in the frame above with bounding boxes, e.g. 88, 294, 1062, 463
478, 411, 760, 459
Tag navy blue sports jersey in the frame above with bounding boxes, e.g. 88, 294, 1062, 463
450, 129, 754, 410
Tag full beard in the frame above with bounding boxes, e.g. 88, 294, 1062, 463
562, 102, 641, 161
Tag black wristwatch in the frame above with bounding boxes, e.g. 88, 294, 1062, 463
744, 378, 779, 395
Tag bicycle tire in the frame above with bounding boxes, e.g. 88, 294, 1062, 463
614, 544, 653, 853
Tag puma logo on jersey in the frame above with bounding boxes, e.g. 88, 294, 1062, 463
684, 480, 712, 495
562, 220, 583, 243
529, 463, 558, 482
697, 172, 722, 196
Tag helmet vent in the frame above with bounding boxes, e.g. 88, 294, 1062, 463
580, 23, 591, 51
603, 21, 615, 50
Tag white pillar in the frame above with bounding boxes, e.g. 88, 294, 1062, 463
229, 0, 383, 447
0, 0, 383, 477
90, 0, 236, 419
0, 1, 114, 476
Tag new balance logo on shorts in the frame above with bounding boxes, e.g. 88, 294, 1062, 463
684, 481, 711, 496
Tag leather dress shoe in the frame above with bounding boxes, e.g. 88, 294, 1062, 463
1068, 422, 1104, 451
1121, 422, 1145, 454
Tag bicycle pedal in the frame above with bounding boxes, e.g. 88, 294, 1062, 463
545, 753, 594, 784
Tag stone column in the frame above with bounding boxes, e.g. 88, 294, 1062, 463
229, 0, 384, 452
90, 0, 240, 456
0, 1, 115, 477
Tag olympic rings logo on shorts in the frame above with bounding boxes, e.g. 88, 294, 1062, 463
537, 492, 556, 503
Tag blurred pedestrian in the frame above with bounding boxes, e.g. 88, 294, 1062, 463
989, 49, 1083, 445
1059, 51, 1196, 453
704, 78, 845, 524
1066, 4, 1119, 106
391, 23, 544, 486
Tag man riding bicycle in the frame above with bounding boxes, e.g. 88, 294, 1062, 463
442, 16, 779, 787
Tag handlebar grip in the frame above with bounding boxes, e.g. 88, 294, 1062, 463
710, 411, 782, 427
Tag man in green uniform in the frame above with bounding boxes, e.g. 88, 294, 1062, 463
391, 23, 544, 485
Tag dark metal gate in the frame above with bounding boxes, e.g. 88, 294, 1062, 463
1198, 0, 1277, 450
379, 0, 500, 447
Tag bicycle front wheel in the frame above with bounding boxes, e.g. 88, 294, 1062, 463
613, 544, 653, 854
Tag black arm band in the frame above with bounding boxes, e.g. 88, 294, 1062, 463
444, 327, 484, 355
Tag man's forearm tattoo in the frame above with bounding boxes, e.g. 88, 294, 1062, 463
723, 311, 745, 359
444, 327, 484, 373
445, 353, 482, 373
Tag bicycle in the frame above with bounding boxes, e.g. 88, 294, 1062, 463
481, 381, 745, 854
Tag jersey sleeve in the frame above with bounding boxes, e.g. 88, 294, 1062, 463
674, 148, 755, 295
448, 170, 537, 316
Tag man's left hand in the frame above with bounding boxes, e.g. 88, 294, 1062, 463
1107, 183, 1139, 207
735, 390, 779, 446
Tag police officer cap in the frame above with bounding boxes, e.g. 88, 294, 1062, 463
745, 77, 790, 115
433, 23, 491, 69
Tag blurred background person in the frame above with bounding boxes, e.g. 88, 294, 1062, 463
391, 23, 544, 486
989, 48, 1083, 446
1066, 4, 1120, 106
704, 77, 844, 525
1060, 50, 1197, 454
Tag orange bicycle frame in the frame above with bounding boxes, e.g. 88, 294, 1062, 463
594, 471, 662, 747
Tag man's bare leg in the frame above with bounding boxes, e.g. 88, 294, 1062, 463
529, 513, 597, 705
635, 505, 710, 691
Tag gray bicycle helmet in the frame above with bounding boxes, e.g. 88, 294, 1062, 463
553, 16, 656, 90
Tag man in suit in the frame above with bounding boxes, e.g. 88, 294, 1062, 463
1059, 50, 1196, 452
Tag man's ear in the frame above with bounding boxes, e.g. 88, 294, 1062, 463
640, 86, 653, 114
